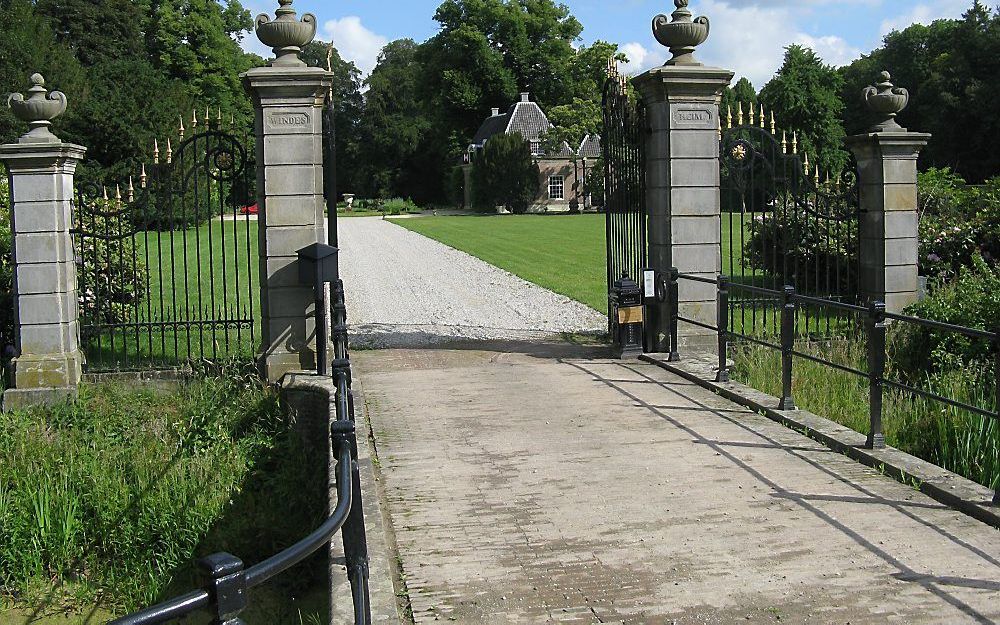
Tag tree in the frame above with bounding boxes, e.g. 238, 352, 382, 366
721, 77, 757, 123
471, 132, 539, 213
300, 41, 364, 200
759, 45, 848, 176
839, 2, 1000, 182
35, 0, 149, 65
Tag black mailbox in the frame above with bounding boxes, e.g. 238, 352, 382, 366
611, 273, 644, 359
297, 242, 339, 286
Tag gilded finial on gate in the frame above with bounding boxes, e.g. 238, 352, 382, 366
725, 106, 732, 130
759, 104, 765, 130
140, 164, 147, 189
748, 103, 755, 126
102, 186, 108, 201
192, 108, 198, 130
863, 70, 909, 132
205, 106, 210, 129
814, 165, 820, 184
6, 73, 68, 143
115, 184, 122, 208
803, 151, 810, 176
770, 110, 776, 135
652, 0, 711, 66
217, 107, 223, 124
255, 0, 318, 67
166, 138, 173, 164
153, 138, 160, 164
792, 131, 798, 154
127, 177, 135, 203
179, 115, 185, 140
781, 131, 788, 154
737, 101, 744, 126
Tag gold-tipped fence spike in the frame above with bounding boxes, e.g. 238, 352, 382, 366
127, 177, 134, 203
749, 103, 755, 126
825, 171, 831, 186
217, 107, 223, 123
770, 111, 776, 135
737, 101, 744, 126
166, 138, 173, 164
153, 138, 160, 164
814, 165, 820, 183
781, 130, 788, 154
792, 132, 798, 154
192, 108, 198, 129
179, 115, 185, 140
102, 186, 108, 200
726, 106, 732, 129
115, 184, 122, 208
803, 151, 810, 175
140, 164, 147, 189
205, 106, 210, 128
717, 115, 722, 141
759, 104, 765, 129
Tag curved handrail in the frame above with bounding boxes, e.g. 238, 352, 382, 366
106, 590, 210, 625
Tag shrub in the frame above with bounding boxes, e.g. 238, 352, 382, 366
381, 197, 420, 215
892, 255, 1000, 376
446, 166, 466, 208
918, 172, 1000, 280
74, 194, 148, 327
471, 132, 540, 214
0, 166, 13, 353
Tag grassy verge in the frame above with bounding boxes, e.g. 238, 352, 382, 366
733, 341, 999, 491
0, 363, 329, 620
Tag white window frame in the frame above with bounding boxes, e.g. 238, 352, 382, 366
548, 175, 565, 200
530, 140, 541, 155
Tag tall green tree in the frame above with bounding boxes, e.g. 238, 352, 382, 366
759, 45, 848, 175
472, 131, 539, 213
35, 0, 149, 65
839, 2, 999, 182
721, 77, 757, 123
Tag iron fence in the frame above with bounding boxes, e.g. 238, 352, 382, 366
666, 270, 999, 505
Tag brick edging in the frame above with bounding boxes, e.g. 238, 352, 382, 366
640, 353, 1000, 530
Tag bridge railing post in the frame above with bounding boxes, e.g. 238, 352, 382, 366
866, 301, 887, 450
197, 553, 247, 625
716, 275, 729, 383
778, 286, 797, 411
668, 268, 680, 361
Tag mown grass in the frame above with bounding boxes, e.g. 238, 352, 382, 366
0, 363, 329, 619
395, 213, 749, 315
733, 340, 999, 492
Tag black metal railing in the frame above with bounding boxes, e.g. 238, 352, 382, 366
666, 270, 999, 505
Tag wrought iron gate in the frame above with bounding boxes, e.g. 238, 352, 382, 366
720, 106, 861, 338
73, 121, 257, 372
602, 73, 648, 330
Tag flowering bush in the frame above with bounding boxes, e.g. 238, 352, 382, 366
918, 169, 1000, 279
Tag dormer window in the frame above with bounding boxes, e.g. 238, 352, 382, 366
530, 140, 541, 155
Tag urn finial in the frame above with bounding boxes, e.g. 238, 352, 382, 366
863, 71, 909, 132
255, 0, 318, 67
6, 73, 68, 144
652, 0, 711, 66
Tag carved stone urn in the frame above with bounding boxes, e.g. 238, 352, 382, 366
653, 0, 711, 66
6, 73, 67, 143
863, 71, 910, 132
255, 0, 318, 67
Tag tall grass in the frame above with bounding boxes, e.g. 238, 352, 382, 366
0, 363, 327, 613
733, 340, 1000, 492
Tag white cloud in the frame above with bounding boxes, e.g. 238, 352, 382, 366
323, 16, 389, 79
794, 34, 861, 68
879, 0, 971, 36
619, 42, 656, 76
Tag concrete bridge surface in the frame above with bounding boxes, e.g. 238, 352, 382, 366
341, 218, 1000, 624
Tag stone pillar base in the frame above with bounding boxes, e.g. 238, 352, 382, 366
3, 386, 78, 410
10, 351, 84, 389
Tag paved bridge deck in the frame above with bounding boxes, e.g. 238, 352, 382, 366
355, 344, 1000, 624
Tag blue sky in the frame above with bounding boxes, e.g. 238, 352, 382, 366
242, 0, 978, 88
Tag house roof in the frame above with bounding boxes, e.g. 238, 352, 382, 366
579, 134, 602, 159
470, 92, 553, 148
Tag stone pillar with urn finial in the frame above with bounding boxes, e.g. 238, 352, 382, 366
0, 74, 87, 408
632, 0, 733, 354
242, 0, 333, 382
847, 71, 930, 313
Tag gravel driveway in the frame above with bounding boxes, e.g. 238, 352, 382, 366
337, 217, 606, 347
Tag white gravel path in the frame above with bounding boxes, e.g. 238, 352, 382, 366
337, 217, 606, 347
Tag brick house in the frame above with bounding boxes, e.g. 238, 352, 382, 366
462, 92, 602, 212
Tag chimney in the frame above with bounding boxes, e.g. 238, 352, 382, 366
491, 107, 500, 117
520, 92, 530, 103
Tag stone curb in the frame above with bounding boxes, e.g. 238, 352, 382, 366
640, 352, 1000, 530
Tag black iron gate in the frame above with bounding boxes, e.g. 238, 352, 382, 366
601, 73, 648, 330
73, 120, 257, 372
720, 108, 861, 339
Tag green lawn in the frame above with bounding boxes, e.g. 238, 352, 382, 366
81, 219, 260, 370
395, 213, 749, 315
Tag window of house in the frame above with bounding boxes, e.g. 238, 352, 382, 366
548, 175, 564, 200
530, 140, 541, 155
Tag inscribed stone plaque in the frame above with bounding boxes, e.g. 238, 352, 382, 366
671, 106, 716, 130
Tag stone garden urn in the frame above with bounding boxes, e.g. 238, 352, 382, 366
653, 0, 711, 66
863, 71, 910, 132
343, 194, 355, 210
6, 73, 67, 143
255, 0, 317, 67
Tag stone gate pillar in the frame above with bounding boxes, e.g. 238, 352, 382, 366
633, 0, 732, 352
0, 74, 86, 407
242, 0, 332, 382
847, 72, 930, 313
